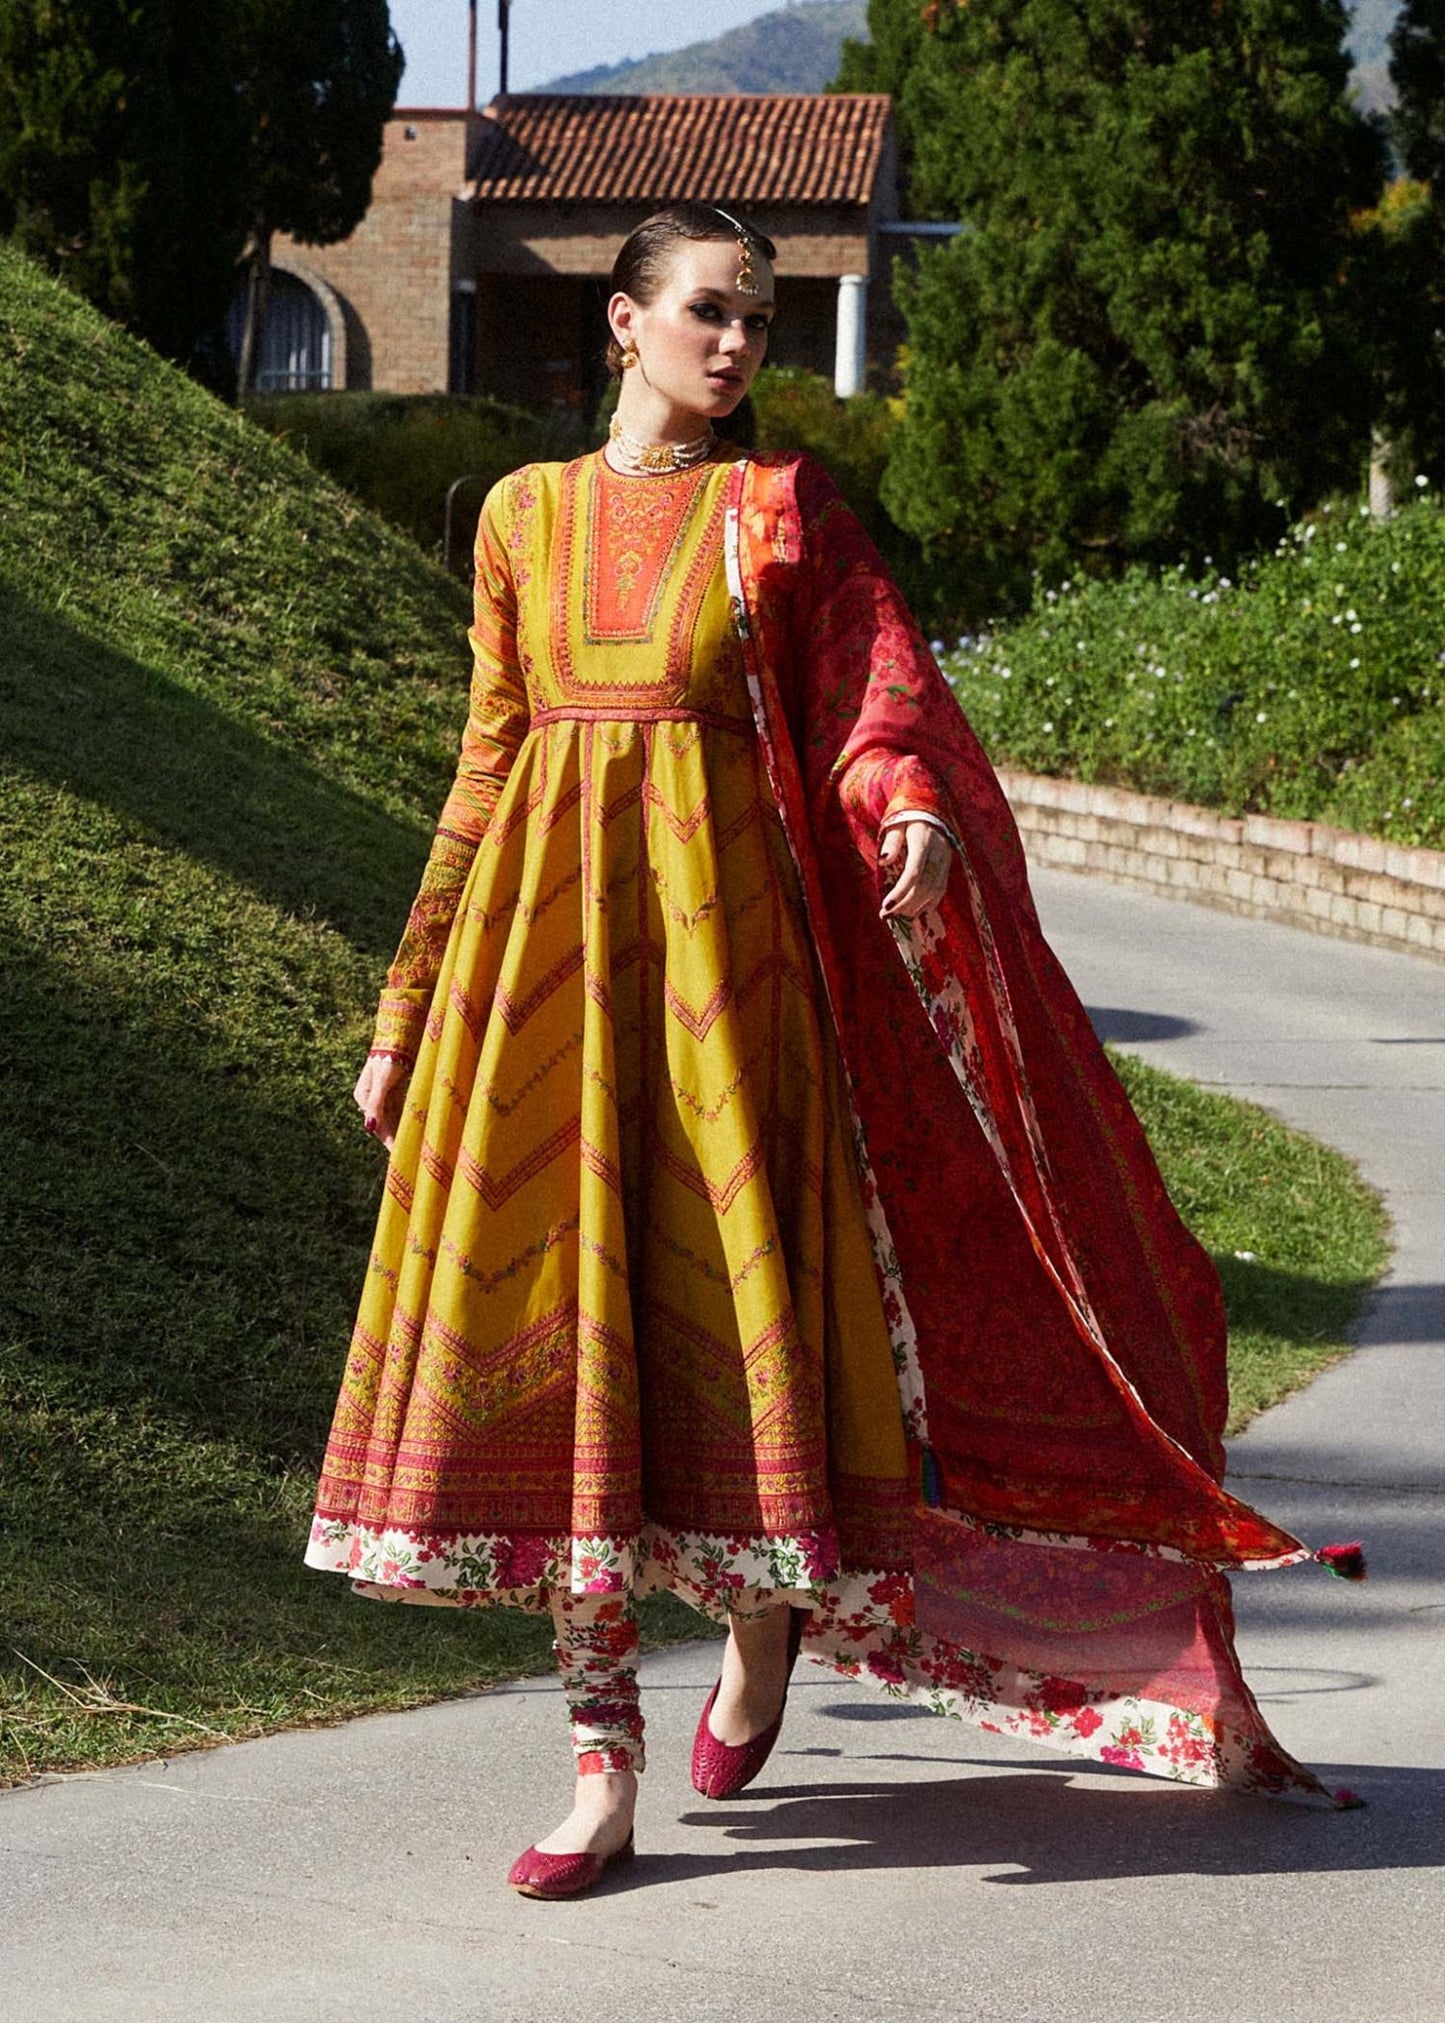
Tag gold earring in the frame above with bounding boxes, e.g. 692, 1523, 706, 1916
620, 338, 639, 370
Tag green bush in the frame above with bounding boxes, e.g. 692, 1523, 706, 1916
943, 488, 1445, 848
245, 391, 586, 568
747, 366, 891, 516
747, 366, 939, 623
252, 370, 945, 619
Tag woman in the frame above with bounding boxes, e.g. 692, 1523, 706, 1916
306, 203, 1358, 1899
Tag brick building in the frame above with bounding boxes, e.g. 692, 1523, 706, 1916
255, 92, 903, 409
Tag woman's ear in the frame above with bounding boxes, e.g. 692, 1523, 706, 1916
607, 291, 637, 354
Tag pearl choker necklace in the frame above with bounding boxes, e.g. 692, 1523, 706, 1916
606, 415, 716, 475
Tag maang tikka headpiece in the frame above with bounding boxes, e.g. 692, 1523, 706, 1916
710, 205, 759, 295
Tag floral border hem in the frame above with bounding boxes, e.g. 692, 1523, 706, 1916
305, 1515, 1333, 1806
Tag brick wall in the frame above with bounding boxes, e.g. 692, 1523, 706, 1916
999, 771, 1445, 961
276, 110, 474, 393
473, 200, 872, 280
274, 115, 895, 397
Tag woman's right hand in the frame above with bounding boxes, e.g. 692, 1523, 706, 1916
353, 1054, 413, 1152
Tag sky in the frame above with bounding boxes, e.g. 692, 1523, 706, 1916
388, 0, 807, 106
387, 1, 1382, 110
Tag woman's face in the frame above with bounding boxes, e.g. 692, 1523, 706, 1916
610, 236, 775, 419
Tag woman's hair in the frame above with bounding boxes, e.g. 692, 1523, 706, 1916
604, 202, 778, 376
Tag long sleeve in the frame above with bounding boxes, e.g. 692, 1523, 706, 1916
370, 479, 530, 1062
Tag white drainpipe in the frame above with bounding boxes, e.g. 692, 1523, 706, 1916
834, 273, 867, 400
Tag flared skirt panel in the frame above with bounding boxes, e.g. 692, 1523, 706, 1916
308, 713, 912, 1597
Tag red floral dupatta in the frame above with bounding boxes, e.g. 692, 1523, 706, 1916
726, 451, 1354, 1804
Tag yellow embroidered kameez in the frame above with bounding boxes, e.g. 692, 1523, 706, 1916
306, 450, 911, 1609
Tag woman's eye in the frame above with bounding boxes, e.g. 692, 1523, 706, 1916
747, 315, 772, 334
689, 302, 722, 321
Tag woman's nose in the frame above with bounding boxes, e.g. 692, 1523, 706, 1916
718, 320, 748, 354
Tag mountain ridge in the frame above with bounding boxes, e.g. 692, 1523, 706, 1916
535, 0, 1400, 109
539, 1, 868, 96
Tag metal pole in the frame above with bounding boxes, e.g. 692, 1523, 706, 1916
444, 473, 489, 574
498, 0, 510, 95
467, 0, 477, 109
1369, 425, 1395, 522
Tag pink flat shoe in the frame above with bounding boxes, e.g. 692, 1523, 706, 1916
507, 1829, 636, 1900
691, 1605, 808, 1800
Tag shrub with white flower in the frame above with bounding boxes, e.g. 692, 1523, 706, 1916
936, 484, 1444, 846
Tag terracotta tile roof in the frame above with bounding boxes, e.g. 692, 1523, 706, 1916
467, 93, 891, 207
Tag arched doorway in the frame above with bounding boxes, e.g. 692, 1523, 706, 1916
227, 268, 334, 391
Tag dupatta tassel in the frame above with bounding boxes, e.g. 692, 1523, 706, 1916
1316, 1541, 1368, 1582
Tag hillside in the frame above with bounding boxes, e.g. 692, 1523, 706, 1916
541, 1, 868, 95
0, 241, 1387, 1778
0, 236, 572, 1772
541, 1, 1394, 103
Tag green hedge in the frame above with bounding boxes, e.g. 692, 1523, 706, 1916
249, 370, 942, 614
942, 490, 1445, 849
747, 367, 938, 620
245, 391, 587, 568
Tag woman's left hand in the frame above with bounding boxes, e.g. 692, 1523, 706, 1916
878, 819, 954, 921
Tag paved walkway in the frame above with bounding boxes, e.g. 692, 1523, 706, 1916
4, 872, 1443, 2023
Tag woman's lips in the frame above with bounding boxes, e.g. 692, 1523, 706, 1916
707, 368, 744, 386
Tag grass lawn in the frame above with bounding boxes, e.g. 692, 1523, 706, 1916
0, 241, 1389, 1786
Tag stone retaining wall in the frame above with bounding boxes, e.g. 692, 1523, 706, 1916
996, 771, 1445, 961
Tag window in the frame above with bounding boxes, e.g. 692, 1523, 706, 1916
227, 270, 332, 392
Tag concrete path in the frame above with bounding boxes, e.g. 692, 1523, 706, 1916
4, 872, 1443, 2023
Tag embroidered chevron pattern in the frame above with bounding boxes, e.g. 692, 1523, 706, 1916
418, 1138, 456, 1193
578, 1229, 631, 1285
580, 1135, 624, 1198
472, 1033, 584, 1119
662, 974, 733, 1041
596, 779, 644, 829
493, 946, 586, 1034
447, 976, 489, 1041
458, 1120, 582, 1210
647, 1218, 780, 1294
315, 456, 908, 1574
669, 1043, 766, 1124
467, 860, 582, 934
440, 1214, 582, 1293
653, 879, 725, 937
644, 776, 713, 844
652, 1134, 765, 1215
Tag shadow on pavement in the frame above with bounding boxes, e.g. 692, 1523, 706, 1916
1352, 1280, 1445, 1347
646, 1757, 1444, 1888
1085, 1005, 1202, 1044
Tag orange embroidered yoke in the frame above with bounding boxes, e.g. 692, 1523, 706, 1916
307, 451, 912, 1603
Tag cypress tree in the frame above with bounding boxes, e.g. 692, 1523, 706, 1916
1391, 0, 1445, 182
0, 0, 247, 364
0, 0, 401, 388
231, 0, 403, 396
834, 0, 930, 98
1358, 1, 1445, 491
866, 1, 1388, 614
